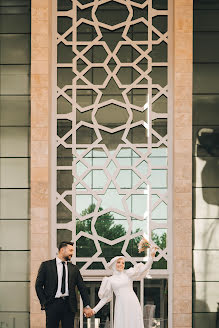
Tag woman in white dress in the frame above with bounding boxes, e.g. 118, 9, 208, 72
92, 247, 156, 328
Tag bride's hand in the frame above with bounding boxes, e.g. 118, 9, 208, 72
150, 246, 157, 258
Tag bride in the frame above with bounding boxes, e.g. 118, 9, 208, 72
92, 246, 156, 328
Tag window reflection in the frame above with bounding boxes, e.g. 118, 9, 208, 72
144, 279, 168, 328
76, 279, 168, 328
56, 0, 169, 274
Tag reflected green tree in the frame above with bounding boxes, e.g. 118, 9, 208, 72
152, 231, 167, 269
76, 204, 126, 262
152, 231, 167, 250
76, 204, 167, 269
77, 204, 126, 239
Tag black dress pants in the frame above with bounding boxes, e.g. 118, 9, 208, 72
46, 298, 75, 328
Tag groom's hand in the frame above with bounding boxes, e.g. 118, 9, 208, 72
83, 307, 94, 317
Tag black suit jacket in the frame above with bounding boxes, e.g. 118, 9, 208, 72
35, 259, 90, 312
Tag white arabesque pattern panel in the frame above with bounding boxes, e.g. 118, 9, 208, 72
53, 0, 169, 276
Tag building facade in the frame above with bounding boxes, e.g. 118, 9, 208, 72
0, 0, 218, 327
0, 0, 31, 327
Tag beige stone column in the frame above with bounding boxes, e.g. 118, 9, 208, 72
30, 0, 51, 326
173, 0, 193, 327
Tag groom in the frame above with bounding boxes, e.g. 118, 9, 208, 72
35, 241, 93, 328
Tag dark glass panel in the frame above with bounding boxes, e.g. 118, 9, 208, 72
193, 95, 219, 125
0, 65, 30, 95
152, 0, 168, 10
194, 0, 219, 9
194, 10, 219, 31
0, 0, 29, 5
194, 32, 219, 62
0, 96, 30, 126
0, 14, 30, 33
0, 35, 30, 64
193, 313, 217, 328
193, 64, 219, 94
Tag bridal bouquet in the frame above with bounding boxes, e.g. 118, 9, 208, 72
138, 237, 151, 253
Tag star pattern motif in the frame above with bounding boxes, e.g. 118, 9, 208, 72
55, 0, 169, 275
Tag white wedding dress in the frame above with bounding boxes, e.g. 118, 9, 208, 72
93, 257, 153, 328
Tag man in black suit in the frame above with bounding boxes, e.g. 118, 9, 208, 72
35, 241, 93, 328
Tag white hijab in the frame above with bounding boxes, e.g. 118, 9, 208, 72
108, 256, 126, 274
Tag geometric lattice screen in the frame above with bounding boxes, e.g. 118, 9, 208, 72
54, 0, 169, 276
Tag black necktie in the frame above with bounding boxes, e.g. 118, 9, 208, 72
61, 261, 66, 294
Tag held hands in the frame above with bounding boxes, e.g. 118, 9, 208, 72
83, 307, 95, 318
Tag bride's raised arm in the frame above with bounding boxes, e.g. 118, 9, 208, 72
93, 277, 112, 314
126, 247, 156, 280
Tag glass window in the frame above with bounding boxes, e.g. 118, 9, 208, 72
149, 67, 167, 87
193, 219, 219, 249
0, 6, 29, 14
75, 195, 94, 215
0, 189, 29, 219
80, 281, 112, 328
193, 95, 219, 125
0, 282, 29, 311
57, 16, 72, 34
194, 10, 219, 31
193, 313, 217, 328
194, 157, 219, 188
193, 250, 219, 282
193, 188, 219, 219
57, 0, 72, 11
0, 96, 30, 126
0, 65, 30, 95
0, 34, 30, 64
193, 64, 219, 94
144, 279, 168, 328
0, 0, 30, 324
0, 220, 29, 250
0, 127, 29, 157
152, 201, 167, 220
193, 3, 219, 328
193, 281, 219, 313
193, 125, 219, 157
0, 312, 29, 328
77, 279, 168, 327
194, 32, 219, 62
0, 158, 29, 188
57, 43, 74, 64
152, 0, 167, 10
194, 1, 219, 9
0, 0, 29, 5
57, 170, 73, 189
150, 169, 167, 189
0, 251, 30, 281
0, 15, 30, 33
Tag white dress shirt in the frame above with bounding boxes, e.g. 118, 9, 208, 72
55, 257, 69, 298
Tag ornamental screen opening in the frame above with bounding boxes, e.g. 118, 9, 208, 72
52, 0, 170, 277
